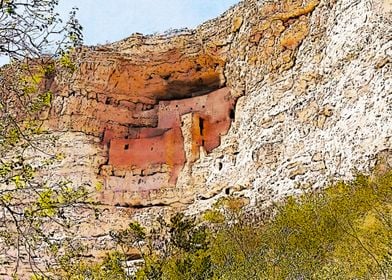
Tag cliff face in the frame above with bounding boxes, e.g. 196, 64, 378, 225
45, 0, 329, 206
7, 0, 391, 271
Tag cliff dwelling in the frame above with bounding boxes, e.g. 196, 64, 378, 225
42, 43, 237, 205
103, 87, 235, 188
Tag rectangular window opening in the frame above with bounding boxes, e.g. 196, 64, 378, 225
199, 117, 204, 136
230, 109, 235, 120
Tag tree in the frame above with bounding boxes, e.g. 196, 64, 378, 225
0, 0, 82, 151
100, 173, 391, 280
0, 0, 82, 60
0, 1, 86, 278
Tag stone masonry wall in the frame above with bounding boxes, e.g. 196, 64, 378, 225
102, 87, 234, 205
43, 0, 391, 260
3, 0, 390, 276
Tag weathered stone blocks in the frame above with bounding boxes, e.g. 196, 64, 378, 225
106, 87, 234, 190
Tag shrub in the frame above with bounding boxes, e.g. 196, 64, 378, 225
65, 171, 392, 279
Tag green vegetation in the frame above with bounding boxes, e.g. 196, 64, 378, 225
76, 171, 391, 280
53, 251, 129, 280
0, 1, 85, 277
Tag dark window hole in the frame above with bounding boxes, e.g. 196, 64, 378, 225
229, 109, 235, 120
124, 144, 129, 150
218, 162, 223, 171
199, 117, 204, 136
225, 188, 230, 195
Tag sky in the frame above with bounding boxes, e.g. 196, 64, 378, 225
58, 0, 240, 45
0, 0, 239, 65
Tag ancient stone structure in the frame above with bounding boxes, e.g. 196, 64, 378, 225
42, 0, 392, 259
2, 0, 391, 276
104, 87, 234, 195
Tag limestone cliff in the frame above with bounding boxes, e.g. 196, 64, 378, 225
45, 0, 391, 207
3, 0, 391, 273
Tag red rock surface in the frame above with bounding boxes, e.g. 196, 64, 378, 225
48, 37, 227, 144
43, 0, 319, 206
46, 41, 234, 195
107, 87, 234, 184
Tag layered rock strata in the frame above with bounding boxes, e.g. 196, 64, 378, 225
102, 87, 235, 205
2, 0, 391, 276
45, 0, 328, 207
44, 0, 391, 255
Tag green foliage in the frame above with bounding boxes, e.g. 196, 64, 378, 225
30, 91, 52, 112
96, 172, 391, 280
208, 172, 392, 280
30, 275, 46, 280
95, 180, 104, 192
169, 213, 209, 253
133, 213, 212, 280
0, 2, 85, 278
0, 0, 83, 154
59, 51, 77, 72
202, 209, 225, 224
0, 155, 92, 278
110, 222, 146, 248
129, 222, 147, 242
135, 256, 164, 280
0, 63, 52, 152
163, 251, 213, 280
55, 250, 129, 280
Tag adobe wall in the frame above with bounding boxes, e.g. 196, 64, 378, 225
108, 127, 185, 184
157, 87, 234, 128
6, 0, 392, 276
106, 87, 234, 188
41, 0, 332, 211
39, 0, 389, 229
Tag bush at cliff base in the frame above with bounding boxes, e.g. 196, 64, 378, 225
57, 171, 392, 280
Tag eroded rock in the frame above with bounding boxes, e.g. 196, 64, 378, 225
4, 0, 391, 275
